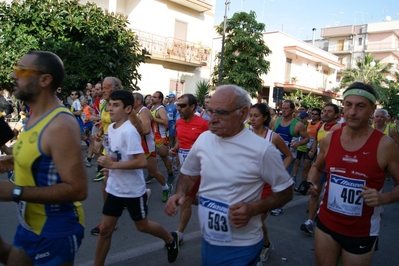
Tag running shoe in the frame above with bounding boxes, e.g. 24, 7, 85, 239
162, 184, 173, 203
91, 224, 101, 236
270, 208, 283, 216
145, 174, 154, 184
92, 172, 105, 182
166, 232, 179, 263
259, 242, 274, 262
84, 158, 92, 167
90, 224, 117, 236
300, 220, 314, 234
175, 231, 185, 246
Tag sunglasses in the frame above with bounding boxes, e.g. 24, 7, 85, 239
13, 65, 43, 78
176, 103, 188, 108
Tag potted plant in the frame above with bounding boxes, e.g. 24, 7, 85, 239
290, 77, 298, 84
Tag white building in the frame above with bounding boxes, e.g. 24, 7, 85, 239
211, 31, 344, 108
81, 0, 215, 97
321, 20, 399, 81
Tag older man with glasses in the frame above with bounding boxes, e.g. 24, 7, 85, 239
165, 85, 293, 265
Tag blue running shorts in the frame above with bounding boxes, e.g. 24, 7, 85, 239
13, 225, 84, 266
201, 238, 263, 266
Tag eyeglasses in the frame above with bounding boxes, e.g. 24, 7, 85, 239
208, 106, 243, 119
13, 65, 43, 78
176, 103, 188, 108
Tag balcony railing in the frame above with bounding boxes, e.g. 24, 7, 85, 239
328, 44, 354, 53
168, 0, 213, 12
365, 42, 399, 51
134, 30, 211, 67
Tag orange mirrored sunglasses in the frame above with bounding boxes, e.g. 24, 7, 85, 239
13, 65, 43, 77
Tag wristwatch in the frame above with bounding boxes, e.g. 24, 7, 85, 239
12, 186, 23, 203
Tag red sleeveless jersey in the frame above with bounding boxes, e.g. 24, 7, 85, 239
318, 128, 386, 237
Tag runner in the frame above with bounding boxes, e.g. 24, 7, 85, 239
169, 93, 208, 244
93, 90, 178, 265
0, 51, 87, 265
165, 85, 293, 266
307, 82, 399, 265
249, 103, 293, 262
133, 92, 172, 202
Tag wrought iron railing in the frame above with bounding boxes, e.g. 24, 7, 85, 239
134, 29, 211, 65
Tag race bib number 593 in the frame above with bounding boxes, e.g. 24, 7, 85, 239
327, 174, 365, 216
198, 196, 232, 243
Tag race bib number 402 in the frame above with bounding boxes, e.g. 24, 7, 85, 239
198, 196, 232, 243
327, 174, 365, 216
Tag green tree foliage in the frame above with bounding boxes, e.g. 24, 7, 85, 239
283, 89, 323, 109
0, 0, 149, 92
379, 72, 399, 117
211, 11, 271, 98
340, 53, 393, 102
195, 80, 209, 106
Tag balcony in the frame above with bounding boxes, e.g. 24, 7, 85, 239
328, 44, 354, 54
168, 0, 212, 12
134, 30, 211, 67
365, 42, 399, 57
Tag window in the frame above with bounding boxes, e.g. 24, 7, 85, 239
358, 38, 363, 46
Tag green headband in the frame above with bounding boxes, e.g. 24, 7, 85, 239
343, 89, 376, 104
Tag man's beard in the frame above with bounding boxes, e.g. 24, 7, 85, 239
14, 80, 39, 102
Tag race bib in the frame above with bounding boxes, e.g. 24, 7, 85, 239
198, 196, 232, 243
178, 148, 190, 167
167, 113, 174, 120
307, 137, 315, 149
16, 201, 34, 231
327, 174, 365, 216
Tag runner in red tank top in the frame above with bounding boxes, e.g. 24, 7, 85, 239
307, 82, 399, 266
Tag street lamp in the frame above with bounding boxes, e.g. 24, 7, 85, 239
218, 0, 231, 85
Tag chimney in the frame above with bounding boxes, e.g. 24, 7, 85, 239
312, 28, 316, 46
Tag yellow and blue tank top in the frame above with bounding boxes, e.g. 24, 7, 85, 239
371, 124, 390, 137
100, 100, 112, 134
12, 106, 84, 237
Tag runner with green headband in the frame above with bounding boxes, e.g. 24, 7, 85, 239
305, 82, 399, 266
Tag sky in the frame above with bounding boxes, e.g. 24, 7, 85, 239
214, 0, 399, 40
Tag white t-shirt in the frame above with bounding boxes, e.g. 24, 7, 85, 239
106, 120, 146, 198
181, 128, 293, 246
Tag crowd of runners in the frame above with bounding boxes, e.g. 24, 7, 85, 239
1, 51, 399, 266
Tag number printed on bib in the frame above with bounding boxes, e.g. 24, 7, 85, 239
198, 196, 232, 243
327, 174, 365, 216
178, 148, 190, 166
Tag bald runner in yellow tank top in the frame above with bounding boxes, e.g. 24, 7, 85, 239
13, 106, 85, 236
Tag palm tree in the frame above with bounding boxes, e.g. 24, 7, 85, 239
195, 80, 210, 106
340, 53, 393, 102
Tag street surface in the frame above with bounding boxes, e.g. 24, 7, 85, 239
1, 149, 399, 265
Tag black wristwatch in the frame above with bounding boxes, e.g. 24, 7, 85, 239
12, 186, 23, 203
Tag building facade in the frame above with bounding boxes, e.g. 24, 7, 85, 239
212, 31, 343, 108
81, 0, 215, 97
320, 20, 399, 82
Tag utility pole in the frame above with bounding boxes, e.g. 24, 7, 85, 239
218, 0, 230, 85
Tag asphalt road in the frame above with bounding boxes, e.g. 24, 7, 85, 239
1, 151, 399, 266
